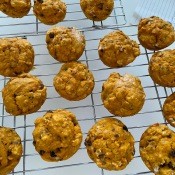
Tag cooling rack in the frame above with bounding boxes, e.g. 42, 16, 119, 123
0, 0, 175, 175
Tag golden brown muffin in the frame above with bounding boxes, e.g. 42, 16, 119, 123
0, 127, 22, 175
32, 109, 82, 162
138, 16, 175, 50
140, 123, 175, 175
163, 92, 175, 127
98, 30, 140, 68
46, 26, 85, 62
80, 0, 114, 21
149, 49, 175, 87
85, 118, 135, 170
53, 61, 94, 101
33, 0, 66, 25
101, 72, 145, 117
2, 73, 47, 116
0, 38, 34, 77
0, 0, 31, 18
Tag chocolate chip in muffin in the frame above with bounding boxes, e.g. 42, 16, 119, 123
84, 139, 92, 146
37, 0, 43, 3
123, 125, 128, 132
50, 151, 57, 157
169, 150, 175, 158
49, 33, 55, 39
33, 140, 36, 145
97, 3, 104, 10
39, 150, 45, 155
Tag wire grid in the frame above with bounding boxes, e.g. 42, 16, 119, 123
0, 0, 175, 175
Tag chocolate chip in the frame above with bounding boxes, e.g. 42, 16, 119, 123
33, 140, 36, 145
123, 125, 128, 131
97, 3, 104, 10
102, 85, 104, 91
160, 162, 175, 170
39, 150, 45, 155
7, 151, 12, 156
68, 27, 73, 29
50, 151, 57, 157
160, 163, 166, 168
168, 162, 175, 170
114, 134, 119, 138
84, 139, 92, 146
56, 148, 61, 152
39, 83, 44, 89
40, 14, 44, 17
167, 134, 172, 138
37, 0, 43, 3
98, 153, 105, 159
49, 33, 55, 39
99, 49, 104, 53
72, 118, 78, 126
150, 16, 156, 19
169, 150, 175, 157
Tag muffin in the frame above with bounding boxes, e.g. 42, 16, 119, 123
98, 30, 140, 68
149, 49, 175, 87
46, 26, 85, 62
33, 0, 67, 25
101, 72, 145, 117
80, 0, 114, 21
140, 123, 175, 175
138, 16, 175, 50
0, 0, 31, 18
2, 73, 47, 116
85, 118, 135, 170
0, 37, 34, 77
0, 126, 22, 175
53, 61, 94, 101
163, 92, 175, 127
32, 109, 82, 162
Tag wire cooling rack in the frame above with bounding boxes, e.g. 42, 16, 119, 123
0, 0, 175, 175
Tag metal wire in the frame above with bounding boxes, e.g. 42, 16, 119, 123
0, 0, 174, 175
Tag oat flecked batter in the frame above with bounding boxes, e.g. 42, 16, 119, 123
149, 49, 175, 87
98, 30, 140, 68
0, 38, 34, 77
2, 73, 47, 116
140, 123, 175, 175
33, 0, 66, 25
85, 118, 135, 170
80, 0, 114, 21
46, 26, 85, 62
33, 109, 82, 162
0, 127, 22, 175
101, 72, 145, 117
138, 16, 175, 50
53, 61, 94, 101
163, 92, 175, 127
0, 0, 31, 18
